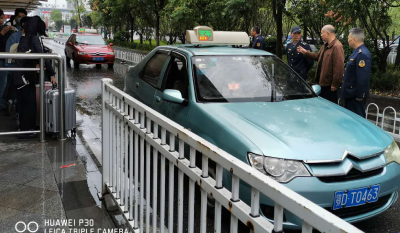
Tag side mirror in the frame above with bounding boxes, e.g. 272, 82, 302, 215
162, 89, 187, 105
109, 43, 113, 46
312, 84, 321, 96
67, 42, 72, 46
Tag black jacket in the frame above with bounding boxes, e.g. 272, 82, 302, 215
14, 17, 55, 86
0, 25, 15, 53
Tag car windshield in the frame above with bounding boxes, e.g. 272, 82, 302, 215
192, 55, 315, 102
76, 35, 106, 45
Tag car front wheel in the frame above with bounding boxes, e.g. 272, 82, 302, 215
73, 54, 80, 69
108, 63, 114, 69
65, 53, 71, 67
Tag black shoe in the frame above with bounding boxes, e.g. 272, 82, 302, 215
17, 133, 38, 139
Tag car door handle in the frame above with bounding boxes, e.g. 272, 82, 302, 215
136, 82, 139, 88
155, 96, 161, 102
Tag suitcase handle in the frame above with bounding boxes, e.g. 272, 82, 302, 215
52, 83, 57, 89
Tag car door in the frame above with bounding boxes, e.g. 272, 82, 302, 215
133, 50, 169, 107
65, 35, 73, 58
153, 51, 191, 127
67, 35, 76, 58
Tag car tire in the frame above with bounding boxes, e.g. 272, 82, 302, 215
65, 54, 71, 67
96, 64, 102, 69
108, 63, 114, 69
73, 54, 80, 69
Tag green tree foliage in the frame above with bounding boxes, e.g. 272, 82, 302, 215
70, 18, 77, 29
327, 0, 398, 72
68, 0, 86, 30
89, 0, 399, 73
50, 9, 62, 22
82, 14, 93, 27
55, 20, 64, 31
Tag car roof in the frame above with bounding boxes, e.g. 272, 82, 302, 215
159, 45, 273, 56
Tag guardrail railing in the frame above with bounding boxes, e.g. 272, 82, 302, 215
0, 53, 66, 141
114, 49, 146, 64
366, 103, 400, 141
101, 78, 363, 233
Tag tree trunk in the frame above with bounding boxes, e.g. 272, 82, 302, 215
140, 33, 143, 44
378, 50, 388, 73
169, 33, 173, 45
181, 34, 186, 44
303, 24, 308, 42
155, 12, 160, 46
395, 45, 400, 67
275, 1, 284, 58
130, 16, 134, 42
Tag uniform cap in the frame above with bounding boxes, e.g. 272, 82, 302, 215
291, 26, 301, 34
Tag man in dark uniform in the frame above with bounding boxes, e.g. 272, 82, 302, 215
341, 27, 371, 118
251, 26, 265, 50
286, 26, 314, 80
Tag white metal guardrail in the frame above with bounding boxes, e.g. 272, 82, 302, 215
54, 36, 68, 45
114, 49, 146, 64
0, 53, 66, 141
366, 103, 400, 141
101, 78, 363, 233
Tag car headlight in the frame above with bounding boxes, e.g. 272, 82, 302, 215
108, 52, 114, 55
384, 140, 400, 165
78, 51, 87, 55
247, 153, 310, 183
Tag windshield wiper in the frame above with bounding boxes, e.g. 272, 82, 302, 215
271, 64, 276, 102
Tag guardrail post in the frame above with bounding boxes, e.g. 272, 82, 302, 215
274, 204, 284, 233
39, 58, 45, 142
102, 78, 113, 195
57, 57, 66, 140
302, 221, 313, 233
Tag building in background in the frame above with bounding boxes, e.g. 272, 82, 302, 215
36, 0, 91, 28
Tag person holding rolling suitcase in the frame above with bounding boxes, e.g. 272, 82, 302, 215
14, 16, 57, 139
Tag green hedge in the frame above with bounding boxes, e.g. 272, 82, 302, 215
371, 65, 400, 91
107, 39, 157, 52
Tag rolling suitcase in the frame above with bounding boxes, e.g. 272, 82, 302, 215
46, 87, 77, 137
36, 81, 52, 126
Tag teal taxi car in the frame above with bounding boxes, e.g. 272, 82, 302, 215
125, 26, 400, 229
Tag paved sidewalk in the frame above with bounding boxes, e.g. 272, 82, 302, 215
0, 112, 116, 233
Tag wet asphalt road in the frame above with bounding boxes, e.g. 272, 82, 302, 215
43, 39, 126, 141
43, 39, 400, 233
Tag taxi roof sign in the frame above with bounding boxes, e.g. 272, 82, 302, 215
186, 26, 249, 46
78, 28, 98, 34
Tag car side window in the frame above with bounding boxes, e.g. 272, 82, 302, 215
162, 54, 189, 99
141, 53, 168, 87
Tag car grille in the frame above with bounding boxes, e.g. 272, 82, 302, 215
325, 194, 392, 219
317, 168, 384, 183
89, 52, 107, 56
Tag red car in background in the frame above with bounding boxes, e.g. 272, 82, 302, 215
65, 33, 115, 69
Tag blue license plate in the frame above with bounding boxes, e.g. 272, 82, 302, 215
93, 57, 104, 61
333, 184, 380, 210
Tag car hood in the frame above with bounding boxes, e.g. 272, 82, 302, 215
77, 45, 113, 51
198, 97, 392, 162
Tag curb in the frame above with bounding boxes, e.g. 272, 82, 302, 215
370, 93, 400, 101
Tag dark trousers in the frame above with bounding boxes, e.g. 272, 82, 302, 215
344, 98, 366, 118
16, 84, 37, 131
320, 86, 338, 104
